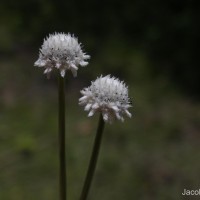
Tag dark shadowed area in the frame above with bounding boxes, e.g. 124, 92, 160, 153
0, 0, 200, 200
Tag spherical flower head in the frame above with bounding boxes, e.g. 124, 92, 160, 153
34, 32, 90, 77
79, 75, 132, 123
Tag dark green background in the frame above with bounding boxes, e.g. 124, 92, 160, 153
0, 0, 200, 199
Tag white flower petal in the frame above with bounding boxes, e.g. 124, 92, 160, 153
111, 105, 119, 112
102, 113, 108, 121
56, 63, 61, 69
80, 61, 88, 66
83, 55, 90, 59
125, 110, 132, 118
35, 59, 46, 67
84, 104, 92, 111
88, 110, 95, 117
71, 64, 78, 70
79, 96, 88, 102
115, 112, 121, 120
44, 68, 52, 74
92, 103, 99, 110
60, 70, 66, 77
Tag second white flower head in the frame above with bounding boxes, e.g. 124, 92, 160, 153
34, 33, 90, 77
79, 75, 132, 123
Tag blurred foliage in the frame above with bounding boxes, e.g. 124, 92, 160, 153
0, 0, 199, 96
0, 0, 200, 200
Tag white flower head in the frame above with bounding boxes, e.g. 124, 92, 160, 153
34, 32, 90, 77
79, 75, 132, 123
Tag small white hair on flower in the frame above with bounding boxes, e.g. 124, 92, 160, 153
34, 32, 90, 77
79, 75, 132, 123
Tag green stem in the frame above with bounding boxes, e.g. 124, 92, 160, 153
80, 114, 105, 200
58, 75, 66, 200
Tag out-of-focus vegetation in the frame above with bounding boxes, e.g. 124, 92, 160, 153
0, 0, 200, 200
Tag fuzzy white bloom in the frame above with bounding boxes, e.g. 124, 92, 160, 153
79, 75, 132, 123
34, 33, 90, 77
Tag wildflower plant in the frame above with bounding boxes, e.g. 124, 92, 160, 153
35, 32, 132, 200
34, 32, 90, 200
79, 75, 132, 200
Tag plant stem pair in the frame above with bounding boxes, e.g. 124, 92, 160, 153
58, 75, 105, 200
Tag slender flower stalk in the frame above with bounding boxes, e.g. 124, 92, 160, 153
80, 114, 105, 200
34, 32, 90, 200
79, 75, 132, 200
58, 75, 66, 200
